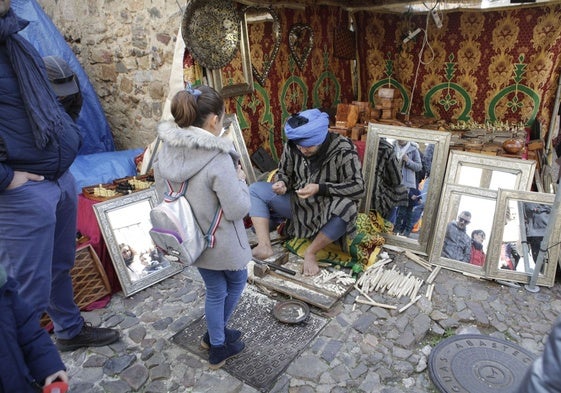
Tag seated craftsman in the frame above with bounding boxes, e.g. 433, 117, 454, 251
249, 108, 365, 276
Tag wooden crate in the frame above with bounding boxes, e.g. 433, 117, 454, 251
41, 245, 111, 327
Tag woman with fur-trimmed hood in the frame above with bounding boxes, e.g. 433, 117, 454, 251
153, 85, 250, 370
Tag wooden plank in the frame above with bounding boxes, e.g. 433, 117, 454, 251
250, 259, 355, 310
252, 274, 338, 310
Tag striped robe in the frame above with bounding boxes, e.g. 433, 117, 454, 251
372, 138, 408, 217
275, 132, 365, 240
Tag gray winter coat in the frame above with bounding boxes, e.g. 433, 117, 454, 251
441, 221, 471, 262
153, 121, 251, 271
393, 141, 422, 189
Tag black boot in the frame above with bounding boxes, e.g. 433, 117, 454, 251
209, 340, 245, 369
201, 327, 242, 350
56, 323, 120, 352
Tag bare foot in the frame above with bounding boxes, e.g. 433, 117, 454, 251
252, 244, 274, 260
303, 252, 320, 276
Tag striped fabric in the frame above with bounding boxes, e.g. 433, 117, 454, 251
371, 138, 408, 218
275, 133, 365, 241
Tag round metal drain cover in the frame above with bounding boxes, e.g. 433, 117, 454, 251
429, 334, 536, 393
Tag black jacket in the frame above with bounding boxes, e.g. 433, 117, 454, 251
516, 317, 561, 393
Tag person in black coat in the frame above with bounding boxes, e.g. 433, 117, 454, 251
516, 316, 561, 393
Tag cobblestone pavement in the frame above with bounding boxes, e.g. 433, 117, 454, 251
58, 244, 561, 393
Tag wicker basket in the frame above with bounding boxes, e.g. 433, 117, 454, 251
40, 244, 111, 327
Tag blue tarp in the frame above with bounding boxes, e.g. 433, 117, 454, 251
69, 149, 144, 194
12, 0, 115, 154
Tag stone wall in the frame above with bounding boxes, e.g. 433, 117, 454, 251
38, 0, 184, 151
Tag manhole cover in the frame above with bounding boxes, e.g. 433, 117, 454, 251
429, 334, 536, 393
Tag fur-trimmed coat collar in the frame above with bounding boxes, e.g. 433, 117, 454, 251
155, 120, 240, 182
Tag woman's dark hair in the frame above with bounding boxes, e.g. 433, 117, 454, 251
170, 85, 224, 128
119, 243, 134, 266
471, 229, 485, 239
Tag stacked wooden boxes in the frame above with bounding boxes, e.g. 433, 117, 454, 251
377, 88, 398, 120
351, 101, 369, 141
330, 103, 358, 138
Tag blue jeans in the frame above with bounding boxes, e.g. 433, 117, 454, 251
197, 267, 248, 346
0, 171, 83, 339
249, 181, 291, 224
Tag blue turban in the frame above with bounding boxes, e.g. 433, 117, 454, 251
284, 109, 329, 147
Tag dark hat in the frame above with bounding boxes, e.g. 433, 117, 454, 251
43, 55, 80, 97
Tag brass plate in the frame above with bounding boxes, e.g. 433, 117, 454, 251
182, 0, 241, 69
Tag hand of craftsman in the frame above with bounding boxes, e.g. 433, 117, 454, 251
303, 253, 320, 276
295, 183, 319, 199
7, 171, 44, 190
272, 180, 287, 195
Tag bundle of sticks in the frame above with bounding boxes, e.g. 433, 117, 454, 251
356, 262, 423, 300
353, 255, 438, 313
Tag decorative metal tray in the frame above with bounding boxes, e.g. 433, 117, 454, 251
182, 0, 240, 69
272, 299, 310, 324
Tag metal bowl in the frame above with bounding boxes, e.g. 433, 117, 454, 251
272, 300, 310, 324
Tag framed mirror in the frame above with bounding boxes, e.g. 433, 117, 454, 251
206, 13, 254, 98
444, 151, 536, 191
94, 189, 184, 297
243, 5, 281, 86
429, 183, 499, 277
222, 113, 257, 184
486, 189, 559, 287
360, 123, 451, 254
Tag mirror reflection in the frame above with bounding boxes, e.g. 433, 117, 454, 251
446, 150, 536, 191
108, 200, 171, 282
361, 123, 450, 255
498, 199, 550, 274
457, 165, 518, 190
94, 189, 184, 297
486, 189, 558, 287
383, 138, 433, 240
430, 184, 499, 275
440, 195, 495, 267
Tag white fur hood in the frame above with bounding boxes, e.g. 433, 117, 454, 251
154, 120, 240, 182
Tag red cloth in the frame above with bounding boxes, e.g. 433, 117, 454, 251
77, 195, 122, 292
353, 140, 366, 164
